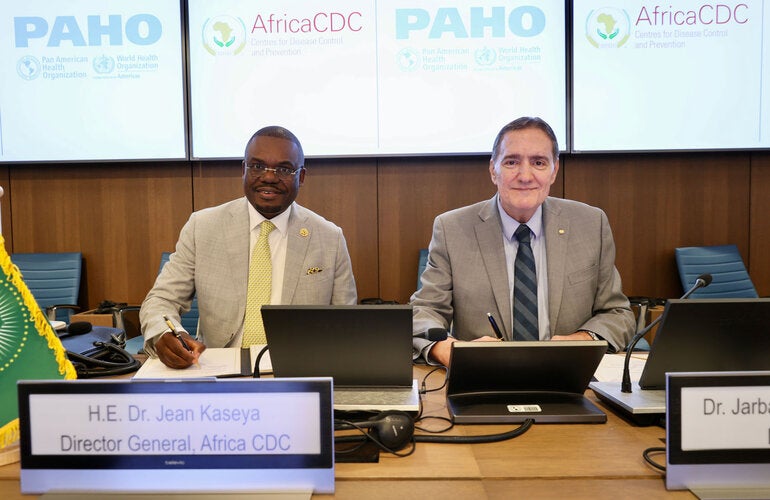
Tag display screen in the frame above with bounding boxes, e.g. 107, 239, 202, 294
572, 0, 770, 152
5, 1, 768, 161
0, 0, 187, 162
188, 0, 567, 158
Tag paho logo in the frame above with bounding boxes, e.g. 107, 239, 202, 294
202, 15, 247, 56
14, 15, 162, 47
585, 8, 631, 48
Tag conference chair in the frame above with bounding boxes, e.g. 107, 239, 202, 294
417, 248, 429, 291
112, 305, 146, 355
11, 252, 82, 322
159, 252, 200, 337
675, 244, 759, 299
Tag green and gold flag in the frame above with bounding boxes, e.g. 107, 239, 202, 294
0, 236, 76, 449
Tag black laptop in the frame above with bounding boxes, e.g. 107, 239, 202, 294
261, 304, 419, 413
590, 298, 770, 425
446, 340, 608, 424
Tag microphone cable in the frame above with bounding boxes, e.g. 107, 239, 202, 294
642, 446, 666, 472
412, 363, 535, 444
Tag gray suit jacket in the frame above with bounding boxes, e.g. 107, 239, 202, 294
140, 198, 357, 350
412, 196, 635, 359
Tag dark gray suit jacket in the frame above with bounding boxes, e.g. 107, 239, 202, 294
412, 196, 635, 360
141, 198, 357, 351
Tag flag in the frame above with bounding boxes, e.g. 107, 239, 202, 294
0, 236, 76, 449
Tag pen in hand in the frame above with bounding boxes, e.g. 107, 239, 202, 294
163, 315, 192, 352
486, 312, 504, 340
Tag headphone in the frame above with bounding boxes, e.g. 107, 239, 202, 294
335, 411, 415, 452
66, 342, 141, 378
60, 321, 142, 378
334, 411, 534, 454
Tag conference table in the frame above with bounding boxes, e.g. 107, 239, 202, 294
0, 363, 695, 499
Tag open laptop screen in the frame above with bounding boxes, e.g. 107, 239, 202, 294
639, 298, 770, 390
446, 341, 608, 423
262, 305, 413, 388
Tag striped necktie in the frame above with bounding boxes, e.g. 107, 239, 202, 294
513, 224, 538, 341
242, 220, 275, 346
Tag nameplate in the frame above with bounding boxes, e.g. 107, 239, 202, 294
666, 371, 770, 494
18, 378, 334, 495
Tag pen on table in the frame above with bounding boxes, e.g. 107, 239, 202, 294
163, 314, 192, 352
486, 312, 504, 340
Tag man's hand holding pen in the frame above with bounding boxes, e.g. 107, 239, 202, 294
156, 316, 206, 369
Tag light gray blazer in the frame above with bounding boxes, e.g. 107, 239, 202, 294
412, 196, 635, 359
140, 198, 357, 350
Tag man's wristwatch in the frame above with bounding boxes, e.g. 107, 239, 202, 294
585, 331, 600, 341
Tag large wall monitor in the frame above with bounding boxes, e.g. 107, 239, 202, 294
0, 0, 187, 162
188, 0, 567, 159
572, 1, 770, 152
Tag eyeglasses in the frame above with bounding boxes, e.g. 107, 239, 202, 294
498, 158, 552, 172
243, 161, 302, 180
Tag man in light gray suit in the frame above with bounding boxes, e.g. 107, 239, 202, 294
141, 126, 357, 368
412, 117, 635, 366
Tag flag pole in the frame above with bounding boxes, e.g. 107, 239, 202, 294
0, 185, 4, 235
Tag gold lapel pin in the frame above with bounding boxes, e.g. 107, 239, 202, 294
299, 228, 309, 237
306, 267, 322, 275
558, 229, 565, 235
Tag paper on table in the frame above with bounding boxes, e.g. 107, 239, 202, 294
592, 352, 648, 383
133, 345, 272, 379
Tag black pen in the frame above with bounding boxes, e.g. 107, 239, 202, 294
163, 315, 192, 352
486, 313, 504, 340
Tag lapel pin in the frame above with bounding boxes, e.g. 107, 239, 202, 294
558, 229, 565, 235
306, 267, 322, 275
299, 228, 309, 237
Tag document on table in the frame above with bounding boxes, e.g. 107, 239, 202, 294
133, 345, 272, 379
592, 352, 648, 383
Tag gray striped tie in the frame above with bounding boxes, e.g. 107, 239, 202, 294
513, 224, 538, 341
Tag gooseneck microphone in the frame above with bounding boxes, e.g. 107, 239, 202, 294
620, 273, 712, 393
413, 328, 448, 342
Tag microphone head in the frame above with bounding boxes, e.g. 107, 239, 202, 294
424, 328, 448, 342
697, 273, 713, 286
66, 321, 93, 336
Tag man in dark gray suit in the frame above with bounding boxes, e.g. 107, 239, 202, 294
141, 126, 357, 368
412, 117, 635, 366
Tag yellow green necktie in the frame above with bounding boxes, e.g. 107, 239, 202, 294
242, 220, 276, 346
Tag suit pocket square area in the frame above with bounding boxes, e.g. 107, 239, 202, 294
306, 267, 323, 275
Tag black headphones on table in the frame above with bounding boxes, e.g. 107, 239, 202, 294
335, 411, 416, 453
334, 410, 534, 455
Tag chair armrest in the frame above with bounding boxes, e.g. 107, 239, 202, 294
112, 305, 142, 339
45, 304, 81, 322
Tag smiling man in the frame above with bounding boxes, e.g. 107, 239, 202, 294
411, 117, 635, 366
140, 126, 357, 369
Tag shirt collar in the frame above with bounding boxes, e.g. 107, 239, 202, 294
496, 197, 543, 242
248, 201, 293, 235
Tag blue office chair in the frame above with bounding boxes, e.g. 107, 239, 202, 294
675, 245, 758, 299
417, 248, 429, 291
159, 252, 200, 337
11, 252, 82, 322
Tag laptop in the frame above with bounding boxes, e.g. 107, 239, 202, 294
590, 298, 770, 425
262, 304, 419, 414
446, 340, 608, 424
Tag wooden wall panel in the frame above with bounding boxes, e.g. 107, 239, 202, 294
9, 163, 192, 308
3, 149, 767, 313
564, 153, 751, 299
0, 166, 11, 246
749, 153, 770, 296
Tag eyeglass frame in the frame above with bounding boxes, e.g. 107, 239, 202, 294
242, 160, 304, 180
